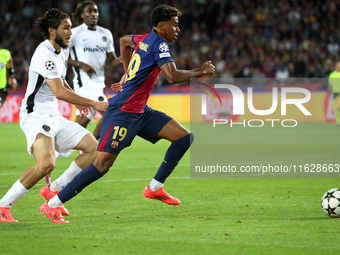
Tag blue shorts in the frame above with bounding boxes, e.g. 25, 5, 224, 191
98, 104, 172, 154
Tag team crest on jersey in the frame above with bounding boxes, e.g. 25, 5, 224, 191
102, 36, 107, 42
45, 61, 55, 70
111, 141, 119, 149
159, 42, 169, 52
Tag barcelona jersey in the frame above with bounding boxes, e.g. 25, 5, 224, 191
108, 29, 174, 113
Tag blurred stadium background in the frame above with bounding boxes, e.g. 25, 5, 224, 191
0, 0, 338, 123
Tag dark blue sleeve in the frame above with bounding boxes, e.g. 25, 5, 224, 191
153, 38, 174, 67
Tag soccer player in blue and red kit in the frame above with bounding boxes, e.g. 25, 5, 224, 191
41, 4, 215, 223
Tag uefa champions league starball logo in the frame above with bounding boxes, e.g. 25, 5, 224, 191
45, 61, 55, 70
159, 42, 169, 52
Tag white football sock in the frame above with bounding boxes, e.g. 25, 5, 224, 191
49, 161, 82, 192
48, 195, 63, 208
0, 180, 29, 208
149, 179, 164, 191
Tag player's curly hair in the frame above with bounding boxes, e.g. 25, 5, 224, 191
150, 5, 181, 27
35, 8, 70, 39
72, 1, 97, 26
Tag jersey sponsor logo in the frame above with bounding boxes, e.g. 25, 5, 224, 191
45, 61, 55, 70
139, 42, 149, 52
159, 52, 171, 58
159, 42, 169, 52
83, 46, 107, 53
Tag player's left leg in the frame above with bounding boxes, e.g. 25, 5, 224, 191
143, 119, 194, 205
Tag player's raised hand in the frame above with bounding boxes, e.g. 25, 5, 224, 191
111, 74, 126, 92
200, 61, 215, 76
80, 62, 96, 78
93, 101, 108, 112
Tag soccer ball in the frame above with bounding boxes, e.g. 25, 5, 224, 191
321, 188, 340, 218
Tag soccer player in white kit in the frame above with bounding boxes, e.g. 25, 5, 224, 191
0, 8, 108, 223
69, 1, 120, 140
44, 1, 120, 184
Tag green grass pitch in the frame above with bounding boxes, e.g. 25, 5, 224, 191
0, 123, 339, 255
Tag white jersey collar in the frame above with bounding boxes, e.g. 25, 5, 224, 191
44, 39, 61, 55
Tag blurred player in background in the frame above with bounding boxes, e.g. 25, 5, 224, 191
0, 48, 18, 108
42, 4, 215, 223
69, 1, 120, 139
329, 61, 340, 125
0, 8, 107, 223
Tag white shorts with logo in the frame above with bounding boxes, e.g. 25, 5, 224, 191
20, 112, 90, 158
75, 86, 107, 120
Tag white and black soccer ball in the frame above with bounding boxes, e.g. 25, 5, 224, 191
321, 188, 340, 218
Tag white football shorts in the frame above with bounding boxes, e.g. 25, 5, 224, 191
74, 86, 107, 120
20, 112, 90, 158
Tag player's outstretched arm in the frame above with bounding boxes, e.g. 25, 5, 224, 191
46, 77, 108, 112
160, 61, 215, 84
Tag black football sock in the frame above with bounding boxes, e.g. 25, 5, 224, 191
154, 133, 194, 183
57, 164, 103, 203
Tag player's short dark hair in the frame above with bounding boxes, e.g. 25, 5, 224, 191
72, 1, 97, 26
35, 8, 70, 39
150, 5, 181, 27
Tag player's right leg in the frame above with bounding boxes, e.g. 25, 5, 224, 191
0, 134, 56, 222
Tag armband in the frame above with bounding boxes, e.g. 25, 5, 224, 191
7, 68, 15, 78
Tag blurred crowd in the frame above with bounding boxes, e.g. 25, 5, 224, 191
1, 0, 340, 89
